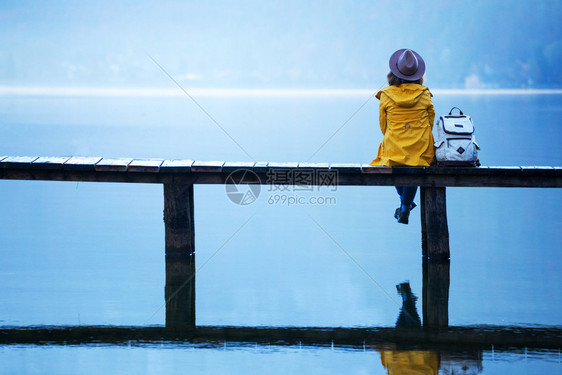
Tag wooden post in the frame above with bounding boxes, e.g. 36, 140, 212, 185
420, 187, 450, 261
163, 182, 195, 328
422, 258, 450, 327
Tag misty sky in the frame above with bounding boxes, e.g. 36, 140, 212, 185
1, 0, 561, 89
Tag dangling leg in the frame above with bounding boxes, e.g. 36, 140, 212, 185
400, 186, 418, 212
394, 186, 418, 224
394, 186, 404, 221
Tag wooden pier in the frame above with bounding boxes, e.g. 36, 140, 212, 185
1, 156, 561, 328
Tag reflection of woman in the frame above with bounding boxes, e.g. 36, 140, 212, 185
395, 282, 421, 328
379, 351, 439, 375
379, 282, 439, 375
370, 49, 435, 224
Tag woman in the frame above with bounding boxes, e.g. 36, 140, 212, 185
370, 49, 435, 224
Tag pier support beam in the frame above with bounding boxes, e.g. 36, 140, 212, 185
163, 182, 195, 328
420, 187, 450, 261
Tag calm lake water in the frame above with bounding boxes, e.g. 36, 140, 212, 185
0, 92, 560, 373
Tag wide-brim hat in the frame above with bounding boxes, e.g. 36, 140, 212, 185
389, 48, 425, 81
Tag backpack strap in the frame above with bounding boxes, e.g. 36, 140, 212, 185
449, 107, 464, 116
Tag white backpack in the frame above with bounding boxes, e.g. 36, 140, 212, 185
434, 107, 480, 166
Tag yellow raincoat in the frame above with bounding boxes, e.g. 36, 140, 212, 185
370, 84, 435, 166
379, 350, 439, 375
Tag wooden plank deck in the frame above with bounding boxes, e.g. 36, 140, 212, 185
32, 156, 71, 169
0, 156, 560, 187
95, 157, 133, 172
63, 156, 103, 171
160, 159, 194, 173
1, 156, 39, 168
128, 159, 164, 173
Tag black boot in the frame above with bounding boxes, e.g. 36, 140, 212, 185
394, 202, 416, 224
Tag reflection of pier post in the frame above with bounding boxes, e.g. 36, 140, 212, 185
422, 259, 450, 327
163, 182, 196, 328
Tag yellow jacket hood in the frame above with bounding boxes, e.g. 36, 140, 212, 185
376, 84, 432, 108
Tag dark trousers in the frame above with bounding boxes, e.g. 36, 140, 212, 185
395, 186, 418, 210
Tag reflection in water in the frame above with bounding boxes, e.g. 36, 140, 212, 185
439, 352, 483, 375
0, 257, 558, 373
379, 280, 483, 375
396, 282, 422, 328
380, 350, 439, 375
422, 260, 449, 328
379, 281, 439, 375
